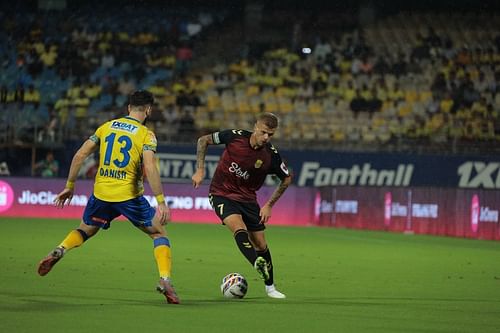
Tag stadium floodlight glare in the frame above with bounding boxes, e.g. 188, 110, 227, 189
301, 47, 311, 54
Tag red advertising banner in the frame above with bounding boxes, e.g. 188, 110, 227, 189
316, 187, 500, 240
1, 178, 499, 240
0, 177, 316, 227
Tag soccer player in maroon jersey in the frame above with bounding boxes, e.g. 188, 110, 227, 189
192, 112, 292, 299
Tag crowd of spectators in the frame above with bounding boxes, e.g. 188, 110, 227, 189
185, 11, 500, 152
1, 3, 499, 155
0, 1, 225, 146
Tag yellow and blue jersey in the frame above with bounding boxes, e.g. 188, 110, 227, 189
90, 116, 157, 202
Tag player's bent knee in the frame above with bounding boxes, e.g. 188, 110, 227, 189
78, 223, 99, 237
143, 225, 166, 238
249, 233, 267, 250
223, 216, 246, 232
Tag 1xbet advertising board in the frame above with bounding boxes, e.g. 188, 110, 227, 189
156, 145, 500, 189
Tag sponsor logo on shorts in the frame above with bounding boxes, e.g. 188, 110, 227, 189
91, 216, 108, 224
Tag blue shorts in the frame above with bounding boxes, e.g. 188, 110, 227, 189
82, 194, 155, 230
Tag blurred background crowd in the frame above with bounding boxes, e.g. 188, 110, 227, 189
1, 0, 499, 176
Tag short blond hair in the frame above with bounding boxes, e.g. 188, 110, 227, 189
256, 112, 278, 129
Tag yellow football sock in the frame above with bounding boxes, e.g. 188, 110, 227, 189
154, 237, 172, 278
58, 229, 85, 250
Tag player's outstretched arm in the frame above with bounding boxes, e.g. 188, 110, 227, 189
54, 139, 97, 208
143, 150, 170, 225
260, 175, 292, 223
192, 134, 214, 188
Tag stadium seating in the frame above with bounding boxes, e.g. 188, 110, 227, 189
0, 1, 226, 144
177, 9, 500, 152
0, 2, 499, 155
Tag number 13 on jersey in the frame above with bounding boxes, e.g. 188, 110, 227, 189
104, 133, 132, 168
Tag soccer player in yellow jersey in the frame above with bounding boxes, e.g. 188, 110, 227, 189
37, 90, 179, 304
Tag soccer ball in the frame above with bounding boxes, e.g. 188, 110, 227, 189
220, 273, 248, 299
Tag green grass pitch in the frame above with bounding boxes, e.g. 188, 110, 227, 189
1, 217, 500, 333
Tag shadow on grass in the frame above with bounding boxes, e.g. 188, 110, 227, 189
0, 289, 266, 311
2, 289, 500, 313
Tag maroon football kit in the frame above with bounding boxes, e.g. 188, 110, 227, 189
209, 129, 290, 203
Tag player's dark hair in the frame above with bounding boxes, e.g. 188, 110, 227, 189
129, 90, 154, 107
257, 112, 278, 129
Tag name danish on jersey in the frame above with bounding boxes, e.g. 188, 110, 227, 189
110, 121, 139, 134
99, 167, 127, 179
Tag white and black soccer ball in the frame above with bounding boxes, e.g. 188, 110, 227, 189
220, 273, 248, 299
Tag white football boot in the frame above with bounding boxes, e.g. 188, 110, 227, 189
266, 284, 286, 299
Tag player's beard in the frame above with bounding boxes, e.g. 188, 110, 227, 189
142, 109, 153, 126
143, 110, 150, 125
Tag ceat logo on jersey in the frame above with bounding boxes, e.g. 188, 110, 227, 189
254, 159, 263, 168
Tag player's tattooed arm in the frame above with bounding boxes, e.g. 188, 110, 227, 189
192, 134, 214, 188
260, 175, 292, 223
267, 175, 292, 207
195, 134, 214, 169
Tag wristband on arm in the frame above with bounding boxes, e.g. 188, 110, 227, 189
155, 194, 165, 204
